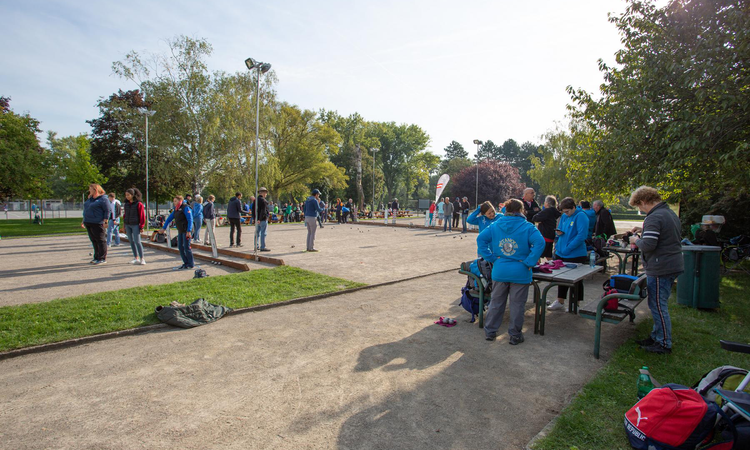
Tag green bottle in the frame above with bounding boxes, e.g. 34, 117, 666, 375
637, 366, 654, 399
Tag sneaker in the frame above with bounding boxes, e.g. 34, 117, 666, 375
130, 259, 140, 264
547, 300, 565, 311
308, 249, 319, 252
172, 265, 187, 271
229, 244, 235, 248
236, 244, 244, 248
642, 343, 672, 354
485, 335, 497, 341
509, 335, 525, 345
90, 259, 97, 264
139, 259, 147, 265
260, 248, 271, 252
635, 337, 655, 347
95, 259, 107, 265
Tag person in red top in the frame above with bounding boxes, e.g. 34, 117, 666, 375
428, 201, 436, 226
123, 188, 147, 265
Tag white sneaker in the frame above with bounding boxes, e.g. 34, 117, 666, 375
547, 300, 565, 311
130, 259, 140, 264
139, 259, 147, 265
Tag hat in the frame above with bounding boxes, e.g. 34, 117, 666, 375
311, 189, 321, 195
259, 187, 268, 192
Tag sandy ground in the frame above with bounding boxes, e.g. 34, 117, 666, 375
0, 235, 243, 306
0, 270, 644, 450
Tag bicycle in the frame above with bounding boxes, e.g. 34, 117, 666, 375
719, 235, 750, 275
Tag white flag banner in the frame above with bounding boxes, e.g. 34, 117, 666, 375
434, 174, 450, 203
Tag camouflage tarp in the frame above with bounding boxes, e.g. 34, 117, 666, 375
155, 298, 232, 328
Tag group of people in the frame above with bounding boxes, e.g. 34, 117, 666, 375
470, 186, 682, 355
428, 196, 471, 232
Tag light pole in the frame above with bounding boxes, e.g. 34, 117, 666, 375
245, 57, 272, 254
370, 148, 379, 215
473, 139, 482, 209
138, 107, 156, 230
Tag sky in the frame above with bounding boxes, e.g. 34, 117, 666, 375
0, 0, 667, 158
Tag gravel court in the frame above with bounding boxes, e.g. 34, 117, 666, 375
0, 270, 639, 450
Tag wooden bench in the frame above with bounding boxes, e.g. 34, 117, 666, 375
578, 274, 648, 359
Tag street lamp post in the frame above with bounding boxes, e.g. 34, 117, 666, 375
370, 148, 379, 215
138, 108, 156, 230
473, 139, 482, 209
245, 57, 272, 254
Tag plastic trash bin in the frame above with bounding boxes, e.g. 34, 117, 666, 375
677, 245, 721, 309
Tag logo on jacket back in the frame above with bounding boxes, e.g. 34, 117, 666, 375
499, 238, 518, 256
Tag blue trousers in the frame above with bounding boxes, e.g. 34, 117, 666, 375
255, 220, 268, 250
646, 274, 677, 349
177, 233, 194, 268
107, 220, 121, 245
193, 216, 203, 242
125, 224, 143, 259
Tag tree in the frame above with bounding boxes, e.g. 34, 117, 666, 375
47, 133, 107, 200
477, 140, 499, 161
451, 161, 525, 207
265, 103, 347, 199
0, 99, 49, 200
443, 140, 468, 160
566, 0, 750, 200
371, 122, 430, 201
528, 129, 575, 200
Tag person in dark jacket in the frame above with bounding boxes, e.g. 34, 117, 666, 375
520, 188, 541, 222
629, 186, 684, 354
304, 189, 325, 252
160, 195, 194, 270
123, 188, 146, 265
452, 197, 461, 228
203, 195, 216, 245
227, 192, 243, 247
82, 184, 111, 264
532, 195, 561, 259
477, 199, 545, 345
460, 197, 471, 233
254, 187, 270, 252
593, 200, 617, 239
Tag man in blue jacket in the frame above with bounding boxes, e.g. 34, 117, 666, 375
304, 189, 325, 252
160, 195, 194, 270
477, 199, 545, 345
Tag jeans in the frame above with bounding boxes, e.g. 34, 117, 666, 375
193, 216, 202, 242
107, 220, 121, 246
255, 220, 268, 250
125, 224, 143, 259
305, 216, 318, 251
461, 213, 468, 232
647, 274, 677, 348
484, 282, 530, 339
444, 217, 452, 232
85, 223, 107, 261
177, 232, 194, 268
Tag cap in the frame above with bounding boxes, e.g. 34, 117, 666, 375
311, 189, 321, 195
259, 187, 268, 192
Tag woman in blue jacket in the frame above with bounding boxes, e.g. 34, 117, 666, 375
477, 199, 545, 345
82, 184, 112, 264
191, 195, 204, 243
548, 197, 590, 311
466, 201, 500, 232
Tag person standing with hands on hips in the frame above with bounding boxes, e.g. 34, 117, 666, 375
477, 199, 545, 345
628, 186, 683, 354
304, 189, 325, 252
159, 195, 194, 270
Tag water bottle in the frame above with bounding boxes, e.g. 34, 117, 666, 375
637, 366, 654, 399
589, 251, 596, 268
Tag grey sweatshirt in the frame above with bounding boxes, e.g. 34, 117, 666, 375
635, 202, 684, 277
443, 202, 454, 216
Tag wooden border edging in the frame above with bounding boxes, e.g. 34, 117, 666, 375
0, 267, 457, 361
354, 220, 480, 233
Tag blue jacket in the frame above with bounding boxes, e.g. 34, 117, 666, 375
477, 214, 545, 284
163, 205, 193, 233
466, 208, 500, 232
581, 208, 596, 237
83, 195, 111, 224
192, 202, 203, 220
555, 209, 589, 259
304, 196, 324, 218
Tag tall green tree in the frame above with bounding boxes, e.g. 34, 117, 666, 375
47, 133, 106, 200
443, 140, 468, 160
566, 0, 750, 200
477, 139, 499, 161
0, 98, 49, 200
528, 129, 575, 200
371, 122, 430, 201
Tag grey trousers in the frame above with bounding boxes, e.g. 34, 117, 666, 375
305, 216, 318, 251
484, 282, 530, 339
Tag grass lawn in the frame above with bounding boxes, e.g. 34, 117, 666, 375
0, 265, 364, 352
0, 218, 88, 237
532, 272, 750, 450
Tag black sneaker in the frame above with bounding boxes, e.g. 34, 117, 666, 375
509, 335, 525, 345
260, 248, 271, 252
236, 243, 244, 248
635, 337, 655, 347
485, 335, 497, 341
642, 343, 672, 354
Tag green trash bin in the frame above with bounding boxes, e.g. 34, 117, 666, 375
677, 245, 721, 309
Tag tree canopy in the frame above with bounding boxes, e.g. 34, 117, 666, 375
451, 161, 525, 207
0, 99, 48, 199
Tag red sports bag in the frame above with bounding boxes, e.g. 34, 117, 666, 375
624, 384, 736, 450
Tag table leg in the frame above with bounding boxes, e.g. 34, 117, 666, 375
611, 252, 623, 274
532, 281, 541, 334
538, 282, 557, 336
